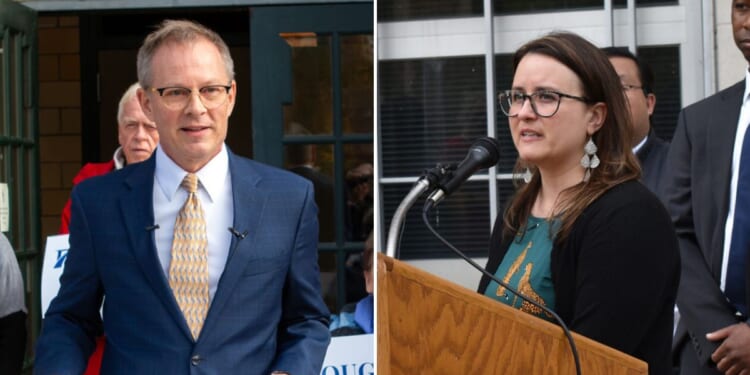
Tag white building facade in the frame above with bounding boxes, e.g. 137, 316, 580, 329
377, 0, 744, 288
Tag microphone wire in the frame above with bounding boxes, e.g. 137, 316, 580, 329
421, 200, 582, 375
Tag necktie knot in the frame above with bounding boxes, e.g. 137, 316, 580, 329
181, 173, 198, 194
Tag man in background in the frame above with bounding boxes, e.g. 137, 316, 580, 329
603, 47, 670, 197
666, 1, 750, 373
56, 82, 158, 375
59, 82, 158, 233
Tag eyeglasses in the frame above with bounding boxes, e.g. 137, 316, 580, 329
149, 85, 232, 110
498, 89, 592, 118
622, 84, 643, 92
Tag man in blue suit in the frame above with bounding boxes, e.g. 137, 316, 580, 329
35, 19, 331, 375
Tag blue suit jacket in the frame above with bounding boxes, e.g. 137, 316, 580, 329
35, 150, 331, 375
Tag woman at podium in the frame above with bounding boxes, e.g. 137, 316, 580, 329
477, 32, 679, 375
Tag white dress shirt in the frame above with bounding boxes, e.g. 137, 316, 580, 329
153, 145, 234, 301
632, 135, 648, 154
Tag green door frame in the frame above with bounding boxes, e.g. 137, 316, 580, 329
251, 3, 373, 310
0, 0, 39, 371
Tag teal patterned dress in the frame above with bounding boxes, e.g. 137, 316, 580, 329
483, 216, 556, 321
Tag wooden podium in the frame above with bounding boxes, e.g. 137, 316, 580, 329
377, 254, 647, 374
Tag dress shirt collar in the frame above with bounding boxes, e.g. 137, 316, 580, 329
632, 135, 648, 155
154, 145, 229, 204
744, 68, 750, 105
113, 146, 126, 170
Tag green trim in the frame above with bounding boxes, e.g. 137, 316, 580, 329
0, 1, 37, 32
0, 135, 35, 146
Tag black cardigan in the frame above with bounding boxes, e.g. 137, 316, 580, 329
478, 180, 680, 375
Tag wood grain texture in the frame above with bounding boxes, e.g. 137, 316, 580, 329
377, 254, 647, 375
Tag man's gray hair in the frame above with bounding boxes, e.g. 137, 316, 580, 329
117, 82, 141, 125
136, 19, 235, 88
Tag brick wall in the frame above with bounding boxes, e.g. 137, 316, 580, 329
37, 15, 81, 238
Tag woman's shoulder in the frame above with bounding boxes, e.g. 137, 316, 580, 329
576, 180, 671, 229
589, 179, 661, 211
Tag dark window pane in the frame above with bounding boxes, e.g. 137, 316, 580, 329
495, 178, 519, 213
494, 0, 601, 14
494, 54, 518, 174
284, 143, 335, 242
379, 0, 483, 22
319, 252, 338, 311
283, 34, 333, 136
344, 144, 374, 243
379, 0, 678, 21
494, 0, 677, 15
341, 34, 374, 135
638, 45, 681, 141
383, 181, 490, 259
614, 0, 678, 5
380, 56, 488, 178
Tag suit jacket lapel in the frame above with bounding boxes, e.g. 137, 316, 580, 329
709, 81, 744, 273
119, 156, 194, 340
202, 152, 267, 333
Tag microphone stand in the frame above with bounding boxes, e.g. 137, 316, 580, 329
385, 165, 451, 258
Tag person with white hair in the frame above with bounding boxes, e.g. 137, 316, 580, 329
55, 82, 158, 375
58, 82, 158, 233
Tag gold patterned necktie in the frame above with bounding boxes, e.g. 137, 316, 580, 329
168, 173, 209, 340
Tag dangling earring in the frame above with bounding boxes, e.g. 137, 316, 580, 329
522, 168, 532, 183
580, 137, 600, 182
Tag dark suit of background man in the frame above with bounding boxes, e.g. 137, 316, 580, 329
667, 1, 750, 374
34, 19, 331, 375
602, 47, 670, 198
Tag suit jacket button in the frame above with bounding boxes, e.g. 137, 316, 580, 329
191, 354, 202, 366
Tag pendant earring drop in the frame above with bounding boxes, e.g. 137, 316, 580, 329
580, 137, 600, 182
522, 168, 532, 183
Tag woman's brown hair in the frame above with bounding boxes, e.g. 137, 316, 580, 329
502, 32, 641, 246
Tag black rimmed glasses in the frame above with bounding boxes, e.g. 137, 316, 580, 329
622, 84, 643, 92
498, 89, 592, 118
149, 84, 232, 110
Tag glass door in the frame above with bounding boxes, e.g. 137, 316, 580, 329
251, 3, 373, 312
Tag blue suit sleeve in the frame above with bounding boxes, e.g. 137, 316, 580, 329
270, 182, 331, 375
34, 188, 103, 375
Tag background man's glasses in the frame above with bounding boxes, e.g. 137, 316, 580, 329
498, 89, 591, 118
150, 85, 231, 110
622, 84, 643, 91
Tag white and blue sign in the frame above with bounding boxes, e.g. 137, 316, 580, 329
41, 234, 70, 316
320, 334, 374, 375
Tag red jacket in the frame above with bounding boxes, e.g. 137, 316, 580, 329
58, 160, 115, 375
59, 160, 115, 234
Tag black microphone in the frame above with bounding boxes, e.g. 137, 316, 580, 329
228, 227, 247, 239
145, 224, 160, 232
428, 137, 501, 205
